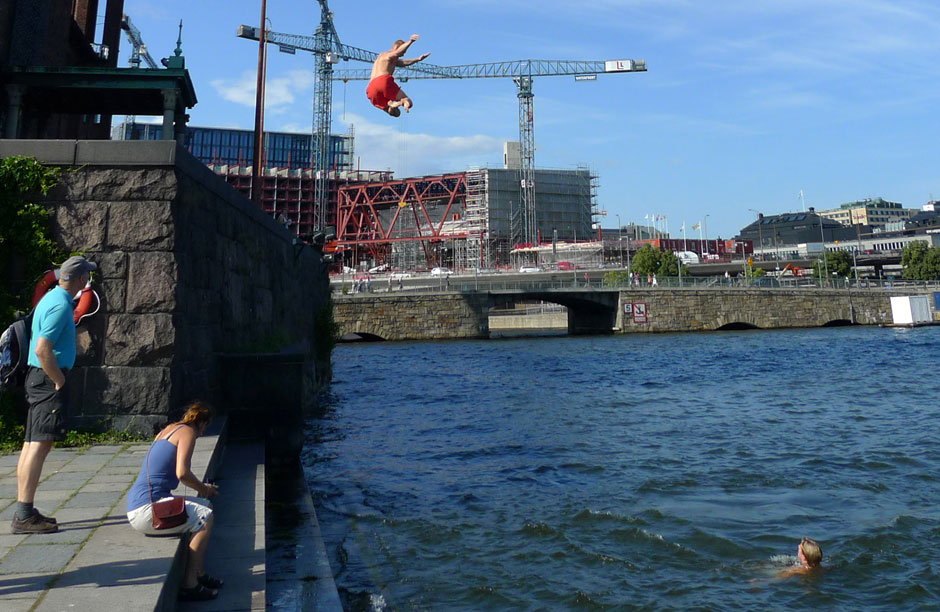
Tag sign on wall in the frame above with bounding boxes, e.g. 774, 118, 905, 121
624, 302, 648, 324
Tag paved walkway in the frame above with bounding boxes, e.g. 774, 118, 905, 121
0, 426, 263, 612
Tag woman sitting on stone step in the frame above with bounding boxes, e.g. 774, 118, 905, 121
126, 401, 222, 601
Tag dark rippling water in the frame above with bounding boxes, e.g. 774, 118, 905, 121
302, 326, 940, 611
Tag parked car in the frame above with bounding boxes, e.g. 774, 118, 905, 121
390, 272, 412, 281
519, 265, 540, 273
556, 261, 576, 271
430, 267, 453, 276
368, 263, 389, 273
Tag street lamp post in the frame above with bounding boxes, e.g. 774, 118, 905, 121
748, 209, 763, 261
817, 211, 829, 285
703, 214, 710, 258
616, 214, 623, 267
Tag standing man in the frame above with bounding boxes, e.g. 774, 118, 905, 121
365, 34, 430, 117
12, 255, 96, 534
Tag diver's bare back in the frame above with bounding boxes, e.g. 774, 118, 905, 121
370, 50, 398, 79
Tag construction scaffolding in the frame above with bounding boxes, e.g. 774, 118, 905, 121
333, 166, 597, 271
510, 241, 604, 269
458, 168, 489, 270
207, 164, 391, 238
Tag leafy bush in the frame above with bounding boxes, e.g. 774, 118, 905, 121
0, 156, 63, 327
603, 270, 631, 286
0, 156, 63, 449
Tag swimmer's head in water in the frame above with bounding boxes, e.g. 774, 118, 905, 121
799, 537, 822, 567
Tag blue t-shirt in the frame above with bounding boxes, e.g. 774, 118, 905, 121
27, 286, 76, 369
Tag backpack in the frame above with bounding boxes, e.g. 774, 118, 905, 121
0, 310, 33, 391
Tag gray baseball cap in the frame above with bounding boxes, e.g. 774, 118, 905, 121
59, 255, 97, 280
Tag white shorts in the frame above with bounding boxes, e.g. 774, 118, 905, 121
127, 496, 213, 536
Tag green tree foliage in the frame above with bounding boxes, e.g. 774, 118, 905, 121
658, 250, 680, 277
630, 244, 660, 276
603, 270, 630, 286
901, 241, 940, 280
750, 266, 766, 278
812, 250, 853, 278
0, 156, 62, 327
630, 244, 685, 278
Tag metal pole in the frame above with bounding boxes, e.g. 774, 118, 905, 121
818, 211, 828, 285
703, 214, 709, 258
616, 214, 622, 267
853, 249, 859, 285
251, 0, 267, 205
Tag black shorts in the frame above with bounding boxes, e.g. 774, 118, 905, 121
24, 367, 69, 442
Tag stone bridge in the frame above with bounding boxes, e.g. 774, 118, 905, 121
333, 287, 923, 341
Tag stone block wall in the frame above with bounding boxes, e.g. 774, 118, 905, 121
334, 288, 905, 341
2, 140, 330, 433
615, 289, 894, 332
333, 293, 489, 341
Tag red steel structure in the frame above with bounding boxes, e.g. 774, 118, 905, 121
337, 173, 468, 267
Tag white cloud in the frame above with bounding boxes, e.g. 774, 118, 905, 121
337, 113, 503, 176
211, 69, 315, 111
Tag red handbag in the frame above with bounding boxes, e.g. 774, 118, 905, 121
151, 497, 187, 530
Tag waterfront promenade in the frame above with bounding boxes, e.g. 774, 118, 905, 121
0, 424, 266, 612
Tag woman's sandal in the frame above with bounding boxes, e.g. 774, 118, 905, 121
179, 583, 218, 601
198, 573, 224, 589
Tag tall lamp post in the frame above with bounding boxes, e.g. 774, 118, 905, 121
616, 214, 623, 267
251, 0, 268, 205
817, 210, 829, 285
748, 209, 763, 261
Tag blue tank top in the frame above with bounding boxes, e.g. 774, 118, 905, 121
126, 426, 185, 512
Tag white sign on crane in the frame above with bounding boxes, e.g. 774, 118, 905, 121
605, 60, 643, 72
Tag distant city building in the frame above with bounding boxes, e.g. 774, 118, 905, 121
816, 198, 916, 229
113, 121, 354, 171
737, 208, 858, 257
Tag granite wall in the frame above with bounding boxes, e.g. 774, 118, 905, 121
333, 293, 490, 341
334, 287, 910, 340
1, 140, 331, 433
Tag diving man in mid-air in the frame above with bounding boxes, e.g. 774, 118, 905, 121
366, 34, 430, 117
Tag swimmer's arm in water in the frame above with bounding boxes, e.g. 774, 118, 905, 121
776, 566, 806, 579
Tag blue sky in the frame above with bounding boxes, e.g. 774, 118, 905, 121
120, 0, 940, 238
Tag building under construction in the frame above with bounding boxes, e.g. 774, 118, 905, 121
335, 164, 597, 271
211, 165, 392, 240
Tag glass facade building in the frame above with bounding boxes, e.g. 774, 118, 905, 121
113, 122, 354, 171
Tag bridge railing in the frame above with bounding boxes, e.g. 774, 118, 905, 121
333, 276, 940, 296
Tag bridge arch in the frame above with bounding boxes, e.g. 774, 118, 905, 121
821, 319, 854, 327
339, 331, 386, 342
487, 290, 619, 335
716, 322, 760, 331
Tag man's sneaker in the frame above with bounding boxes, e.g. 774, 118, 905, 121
11, 512, 58, 534
31, 508, 57, 524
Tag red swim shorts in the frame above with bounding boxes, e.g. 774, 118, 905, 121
366, 74, 401, 110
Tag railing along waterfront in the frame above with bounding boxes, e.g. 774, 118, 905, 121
333, 275, 940, 296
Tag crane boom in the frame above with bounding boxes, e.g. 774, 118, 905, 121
120, 14, 158, 69
332, 58, 646, 81
236, 25, 459, 78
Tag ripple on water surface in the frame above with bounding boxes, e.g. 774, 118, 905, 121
304, 326, 940, 611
